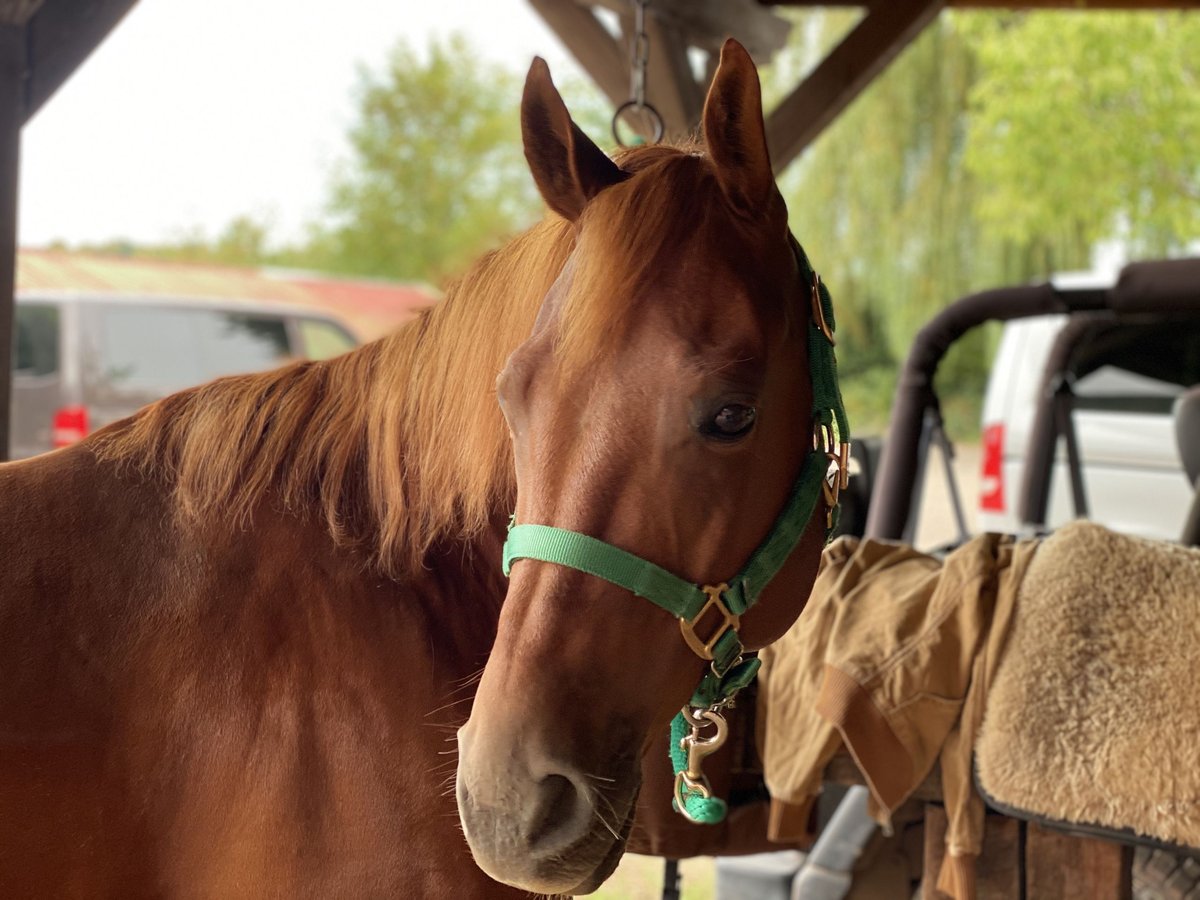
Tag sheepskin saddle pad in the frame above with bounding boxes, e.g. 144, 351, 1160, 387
976, 520, 1200, 848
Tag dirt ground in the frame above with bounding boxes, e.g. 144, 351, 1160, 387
912, 441, 981, 550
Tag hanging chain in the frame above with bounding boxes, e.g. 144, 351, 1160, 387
612, 0, 664, 147
631, 0, 650, 109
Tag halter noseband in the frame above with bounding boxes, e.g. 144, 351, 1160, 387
502, 239, 850, 823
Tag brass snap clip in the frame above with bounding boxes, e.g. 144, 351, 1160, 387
679, 583, 740, 661
673, 706, 730, 821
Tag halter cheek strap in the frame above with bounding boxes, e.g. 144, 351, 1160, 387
502, 239, 849, 824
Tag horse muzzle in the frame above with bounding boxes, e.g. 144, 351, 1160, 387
455, 719, 637, 894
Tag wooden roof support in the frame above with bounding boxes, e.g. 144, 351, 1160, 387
529, 0, 792, 141
529, 0, 631, 110
25, 0, 140, 122
764, 0, 946, 173
0, 25, 22, 460
641, 12, 704, 139
0, 0, 138, 457
591, 0, 791, 60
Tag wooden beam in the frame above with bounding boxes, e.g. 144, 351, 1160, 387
24, 0, 140, 122
590, 0, 792, 61
529, 0, 629, 111
1025, 823, 1132, 900
0, 25, 21, 461
642, 13, 704, 137
0, 0, 44, 24
764, 0, 945, 172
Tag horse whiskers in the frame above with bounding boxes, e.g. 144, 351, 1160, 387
422, 694, 476, 718
434, 679, 481, 703
582, 772, 616, 784
450, 667, 486, 688
589, 787, 625, 842
592, 807, 621, 842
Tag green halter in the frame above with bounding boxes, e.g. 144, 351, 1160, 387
502, 239, 849, 824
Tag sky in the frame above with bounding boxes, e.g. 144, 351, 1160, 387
18, 0, 587, 248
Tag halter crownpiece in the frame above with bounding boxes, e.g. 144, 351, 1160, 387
502, 238, 850, 824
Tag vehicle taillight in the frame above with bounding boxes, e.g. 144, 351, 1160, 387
52, 405, 89, 447
980, 423, 1005, 512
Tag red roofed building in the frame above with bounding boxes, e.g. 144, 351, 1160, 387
17, 249, 437, 341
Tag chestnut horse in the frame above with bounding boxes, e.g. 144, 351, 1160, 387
0, 40, 839, 897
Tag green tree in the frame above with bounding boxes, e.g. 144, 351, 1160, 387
213, 215, 270, 266
963, 12, 1200, 257
313, 35, 540, 282
764, 11, 1196, 435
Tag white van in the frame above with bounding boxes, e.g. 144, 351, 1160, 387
977, 295, 1195, 540
12, 293, 358, 459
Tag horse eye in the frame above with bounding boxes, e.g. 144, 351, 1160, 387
706, 404, 757, 440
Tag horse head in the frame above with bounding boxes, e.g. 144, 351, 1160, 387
456, 39, 842, 894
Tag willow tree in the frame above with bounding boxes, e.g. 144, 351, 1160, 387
767, 10, 1197, 434
768, 14, 988, 432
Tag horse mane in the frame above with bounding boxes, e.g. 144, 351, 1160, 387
92, 142, 730, 578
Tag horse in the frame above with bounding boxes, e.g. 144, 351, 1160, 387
0, 39, 841, 897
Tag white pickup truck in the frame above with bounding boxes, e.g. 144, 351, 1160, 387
977, 301, 1194, 541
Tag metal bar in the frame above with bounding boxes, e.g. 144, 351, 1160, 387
901, 407, 936, 546
865, 283, 1068, 541
661, 858, 681, 900
0, 24, 24, 462
933, 420, 971, 544
1056, 388, 1090, 519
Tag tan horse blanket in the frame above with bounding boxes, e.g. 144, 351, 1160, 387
759, 522, 1200, 900
975, 521, 1200, 850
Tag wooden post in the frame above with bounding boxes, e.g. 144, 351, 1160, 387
923, 804, 1022, 899
1025, 822, 1132, 900
0, 24, 24, 462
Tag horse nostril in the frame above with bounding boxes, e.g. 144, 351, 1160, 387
527, 773, 584, 850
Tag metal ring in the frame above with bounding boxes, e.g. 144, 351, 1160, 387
611, 100, 665, 148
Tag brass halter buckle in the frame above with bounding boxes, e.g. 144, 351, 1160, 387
814, 420, 852, 528
678, 583, 740, 661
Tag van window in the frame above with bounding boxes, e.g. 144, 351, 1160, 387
14, 304, 59, 376
83, 305, 291, 398
297, 317, 356, 360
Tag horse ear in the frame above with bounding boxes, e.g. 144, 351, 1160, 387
522, 57, 627, 222
702, 39, 775, 213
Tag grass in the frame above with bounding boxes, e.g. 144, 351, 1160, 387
592, 854, 715, 899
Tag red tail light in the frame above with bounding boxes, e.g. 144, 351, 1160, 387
980, 423, 1005, 512
52, 405, 89, 447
